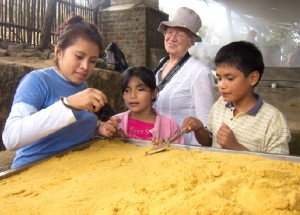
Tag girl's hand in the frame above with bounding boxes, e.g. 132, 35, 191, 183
98, 118, 121, 137
151, 137, 169, 145
114, 128, 129, 138
66, 88, 107, 112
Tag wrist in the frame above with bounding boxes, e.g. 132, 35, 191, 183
60, 96, 79, 111
92, 121, 101, 138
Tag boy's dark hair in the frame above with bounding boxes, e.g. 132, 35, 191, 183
214, 41, 265, 85
121, 66, 157, 100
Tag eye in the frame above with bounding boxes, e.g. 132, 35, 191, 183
90, 59, 97, 64
76, 55, 84, 60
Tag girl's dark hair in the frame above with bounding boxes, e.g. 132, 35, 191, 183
54, 14, 103, 65
214, 41, 265, 85
121, 66, 157, 100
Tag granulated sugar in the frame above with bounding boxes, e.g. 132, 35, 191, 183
0, 139, 300, 214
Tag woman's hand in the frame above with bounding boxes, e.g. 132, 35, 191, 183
66, 88, 107, 112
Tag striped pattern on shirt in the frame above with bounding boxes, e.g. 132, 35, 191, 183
208, 96, 291, 154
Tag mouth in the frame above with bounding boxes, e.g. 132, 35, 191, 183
220, 92, 230, 97
128, 102, 139, 106
75, 71, 87, 80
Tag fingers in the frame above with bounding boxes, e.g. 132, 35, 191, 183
151, 137, 166, 145
182, 116, 203, 132
67, 88, 108, 112
98, 119, 119, 137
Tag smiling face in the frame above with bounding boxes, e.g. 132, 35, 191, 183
216, 64, 259, 105
55, 38, 100, 85
164, 27, 193, 58
123, 77, 157, 117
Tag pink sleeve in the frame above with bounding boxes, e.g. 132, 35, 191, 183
170, 119, 184, 144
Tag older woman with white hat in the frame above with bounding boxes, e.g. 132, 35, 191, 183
153, 7, 215, 146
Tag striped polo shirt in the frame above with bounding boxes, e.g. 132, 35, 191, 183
208, 95, 291, 154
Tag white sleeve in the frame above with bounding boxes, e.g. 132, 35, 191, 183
2, 101, 77, 150
192, 69, 215, 126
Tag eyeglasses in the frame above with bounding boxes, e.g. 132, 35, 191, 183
165, 31, 189, 39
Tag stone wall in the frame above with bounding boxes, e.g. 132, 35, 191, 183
110, 0, 158, 9
99, 3, 168, 69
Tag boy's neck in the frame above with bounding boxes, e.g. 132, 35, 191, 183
232, 94, 258, 115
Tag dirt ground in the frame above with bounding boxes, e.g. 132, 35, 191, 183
0, 150, 15, 172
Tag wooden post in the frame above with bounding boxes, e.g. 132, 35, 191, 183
39, 0, 57, 51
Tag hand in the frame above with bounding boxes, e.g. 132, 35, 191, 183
98, 117, 121, 137
114, 128, 129, 138
151, 137, 169, 145
66, 88, 108, 112
182, 116, 203, 133
216, 122, 246, 150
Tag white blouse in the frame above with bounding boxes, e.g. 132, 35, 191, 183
154, 56, 215, 145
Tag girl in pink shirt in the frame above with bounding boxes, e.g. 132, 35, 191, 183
113, 67, 184, 144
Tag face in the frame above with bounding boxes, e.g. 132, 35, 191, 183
164, 27, 193, 57
123, 77, 157, 115
216, 64, 259, 104
55, 38, 100, 85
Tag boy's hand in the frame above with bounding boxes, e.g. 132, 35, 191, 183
182, 116, 203, 133
217, 122, 247, 151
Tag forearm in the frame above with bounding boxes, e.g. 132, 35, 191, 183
194, 127, 212, 146
2, 101, 76, 150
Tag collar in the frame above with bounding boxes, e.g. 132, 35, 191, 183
225, 94, 263, 116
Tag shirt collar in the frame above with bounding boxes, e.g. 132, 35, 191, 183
225, 94, 263, 116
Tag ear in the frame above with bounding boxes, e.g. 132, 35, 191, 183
249, 71, 260, 87
152, 87, 159, 101
55, 45, 62, 59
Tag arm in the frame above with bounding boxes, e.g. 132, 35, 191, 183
2, 101, 76, 150
182, 116, 212, 146
216, 122, 248, 151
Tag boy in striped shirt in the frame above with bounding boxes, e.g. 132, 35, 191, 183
182, 41, 290, 154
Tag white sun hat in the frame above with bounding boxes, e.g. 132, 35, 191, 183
158, 7, 202, 42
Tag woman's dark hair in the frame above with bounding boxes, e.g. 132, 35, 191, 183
121, 66, 157, 100
54, 14, 103, 66
214, 41, 265, 85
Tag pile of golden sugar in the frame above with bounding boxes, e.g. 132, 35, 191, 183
0, 139, 300, 214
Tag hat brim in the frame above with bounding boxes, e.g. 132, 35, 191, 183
158, 21, 202, 42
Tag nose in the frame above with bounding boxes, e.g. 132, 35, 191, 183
218, 79, 226, 89
130, 90, 137, 98
80, 60, 89, 70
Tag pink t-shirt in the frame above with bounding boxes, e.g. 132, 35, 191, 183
113, 109, 184, 144
127, 118, 154, 140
